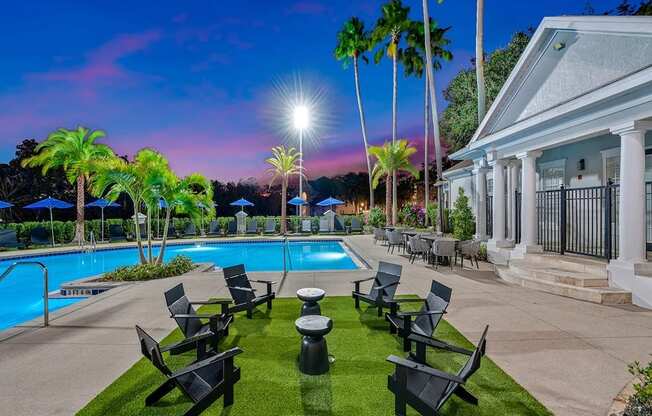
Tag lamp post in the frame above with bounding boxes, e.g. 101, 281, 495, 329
293, 105, 310, 216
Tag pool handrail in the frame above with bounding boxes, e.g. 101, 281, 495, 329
0, 261, 49, 327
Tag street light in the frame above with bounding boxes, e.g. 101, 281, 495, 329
293, 104, 310, 216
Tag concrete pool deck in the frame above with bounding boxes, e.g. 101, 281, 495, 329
0, 234, 650, 415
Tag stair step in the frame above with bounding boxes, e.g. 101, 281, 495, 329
496, 266, 631, 305
508, 261, 608, 287
521, 254, 608, 277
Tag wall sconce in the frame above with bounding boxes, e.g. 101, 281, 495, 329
553, 42, 566, 51
577, 158, 585, 171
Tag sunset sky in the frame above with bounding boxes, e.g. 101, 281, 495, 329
0, 0, 616, 181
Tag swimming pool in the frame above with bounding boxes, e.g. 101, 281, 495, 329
0, 240, 360, 331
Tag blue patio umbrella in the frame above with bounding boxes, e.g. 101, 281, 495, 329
317, 196, 344, 211
288, 196, 306, 206
229, 198, 254, 212
158, 198, 168, 209
0, 200, 13, 209
25, 197, 74, 247
86, 199, 120, 242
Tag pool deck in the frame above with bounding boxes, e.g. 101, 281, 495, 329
1, 234, 651, 415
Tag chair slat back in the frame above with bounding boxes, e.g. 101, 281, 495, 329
184, 222, 196, 236
414, 280, 452, 334
319, 217, 329, 231
457, 325, 488, 381
164, 284, 203, 337
302, 220, 311, 232
135, 325, 171, 376
109, 224, 124, 237
0, 229, 18, 245
265, 218, 276, 232
351, 217, 361, 230
387, 230, 403, 245
334, 216, 345, 231
223, 264, 255, 304
227, 220, 237, 234
209, 220, 220, 233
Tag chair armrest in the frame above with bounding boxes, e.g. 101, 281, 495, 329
171, 347, 244, 378
376, 281, 399, 291
408, 334, 474, 356
397, 310, 446, 318
387, 355, 465, 384
393, 298, 424, 303
160, 332, 214, 353
189, 299, 232, 305
351, 276, 375, 284
228, 286, 256, 293
170, 313, 222, 320
250, 279, 277, 285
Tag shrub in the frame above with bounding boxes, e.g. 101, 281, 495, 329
426, 203, 438, 227
367, 207, 386, 228
399, 204, 425, 228
625, 359, 652, 416
102, 255, 194, 282
450, 188, 475, 241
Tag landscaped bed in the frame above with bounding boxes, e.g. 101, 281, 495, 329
77, 296, 551, 415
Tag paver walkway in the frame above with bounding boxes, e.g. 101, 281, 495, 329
0, 234, 650, 415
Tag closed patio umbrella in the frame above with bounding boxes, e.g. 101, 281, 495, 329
25, 196, 74, 247
86, 199, 120, 242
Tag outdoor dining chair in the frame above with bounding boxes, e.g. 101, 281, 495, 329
407, 235, 426, 264
458, 239, 481, 269
164, 283, 233, 359
431, 239, 457, 270
386, 230, 404, 254
386, 325, 488, 416
352, 261, 402, 317
373, 227, 388, 245
222, 264, 276, 319
135, 325, 243, 416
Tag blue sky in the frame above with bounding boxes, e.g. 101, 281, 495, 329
0, 0, 617, 180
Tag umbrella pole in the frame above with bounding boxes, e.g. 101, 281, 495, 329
101, 207, 105, 242
49, 207, 55, 248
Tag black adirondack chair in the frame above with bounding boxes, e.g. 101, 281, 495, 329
0, 229, 23, 249
109, 224, 128, 242
226, 220, 237, 236
136, 325, 242, 416
387, 325, 489, 416
166, 224, 177, 239
182, 222, 197, 238
263, 218, 276, 234
30, 226, 50, 245
207, 220, 221, 236
222, 264, 276, 319
164, 283, 233, 359
352, 261, 402, 317
386, 280, 471, 363
349, 217, 363, 233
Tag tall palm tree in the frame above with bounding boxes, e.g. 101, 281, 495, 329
335, 17, 374, 210
372, 0, 411, 225
266, 146, 302, 234
421, 0, 447, 231
22, 126, 115, 243
369, 140, 420, 225
476, 0, 486, 121
404, 19, 452, 226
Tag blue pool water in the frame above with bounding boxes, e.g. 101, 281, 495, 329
0, 240, 358, 330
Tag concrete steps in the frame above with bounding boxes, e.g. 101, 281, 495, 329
496, 254, 632, 305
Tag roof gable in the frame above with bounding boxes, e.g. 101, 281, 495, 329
471, 16, 652, 143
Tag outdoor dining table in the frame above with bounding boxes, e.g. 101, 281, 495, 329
419, 235, 460, 266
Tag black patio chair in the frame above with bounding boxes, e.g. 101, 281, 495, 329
226, 220, 237, 236
166, 224, 178, 239
222, 264, 276, 319
387, 230, 404, 254
135, 325, 242, 416
0, 229, 24, 249
386, 280, 471, 363
182, 222, 197, 238
352, 261, 402, 317
164, 283, 233, 359
30, 226, 50, 245
319, 217, 330, 233
301, 219, 312, 234
108, 224, 128, 242
207, 220, 220, 236
334, 216, 346, 233
245, 219, 258, 235
263, 218, 277, 234
350, 217, 363, 233
387, 325, 488, 416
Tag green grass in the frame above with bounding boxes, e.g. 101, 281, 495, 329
77, 297, 551, 415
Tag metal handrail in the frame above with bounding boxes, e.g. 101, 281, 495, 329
0, 261, 49, 327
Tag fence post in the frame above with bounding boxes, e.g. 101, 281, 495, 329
559, 184, 566, 255
604, 180, 612, 260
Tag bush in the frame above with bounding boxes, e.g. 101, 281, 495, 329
102, 255, 195, 282
399, 204, 425, 228
426, 203, 438, 228
625, 359, 652, 416
367, 207, 386, 228
450, 188, 475, 241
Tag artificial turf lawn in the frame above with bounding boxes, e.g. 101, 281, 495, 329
77, 296, 552, 416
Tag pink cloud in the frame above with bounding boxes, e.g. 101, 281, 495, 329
27, 30, 161, 85
286, 1, 328, 15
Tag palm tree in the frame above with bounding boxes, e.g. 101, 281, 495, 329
421, 0, 447, 231
372, 0, 411, 225
404, 19, 452, 226
266, 146, 302, 234
335, 17, 374, 210
476, 0, 486, 121
21, 126, 115, 243
369, 140, 420, 225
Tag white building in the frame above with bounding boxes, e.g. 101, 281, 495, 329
445, 15, 652, 307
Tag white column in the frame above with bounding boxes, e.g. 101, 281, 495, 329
489, 159, 508, 246
515, 150, 542, 253
507, 160, 520, 241
472, 159, 489, 241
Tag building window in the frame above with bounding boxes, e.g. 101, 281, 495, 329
538, 159, 566, 191
601, 148, 620, 185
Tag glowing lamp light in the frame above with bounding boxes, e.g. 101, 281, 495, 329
293, 105, 310, 130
